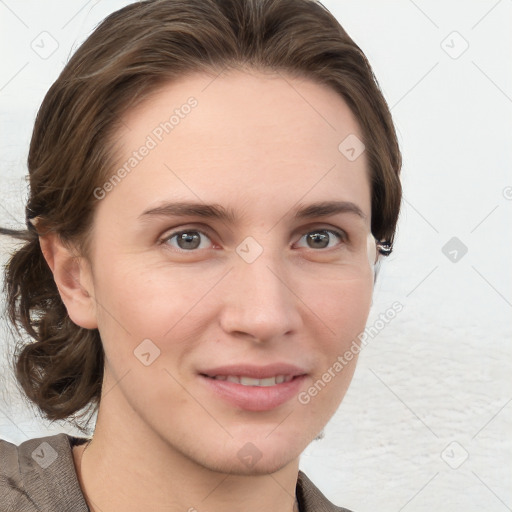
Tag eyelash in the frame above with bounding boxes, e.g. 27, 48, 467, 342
159, 225, 348, 253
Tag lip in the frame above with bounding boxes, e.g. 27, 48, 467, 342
199, 373, 308, 411
198, 363, 309, 412
199, 363, 307, 379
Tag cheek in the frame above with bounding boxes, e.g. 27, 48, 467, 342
312, 275, 374, 343
91, 259, 219, 357
300, 279, 372, 413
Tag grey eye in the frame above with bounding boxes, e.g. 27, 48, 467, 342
297, 230, 344, 250
165, 230, 212, 251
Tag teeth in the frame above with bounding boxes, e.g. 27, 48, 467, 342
240, 376, 263, 386
211, 375, 293, 386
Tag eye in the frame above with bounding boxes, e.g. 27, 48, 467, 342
160, 226, 347, 253
295, 228, 346, 250
162, 229, 213, 251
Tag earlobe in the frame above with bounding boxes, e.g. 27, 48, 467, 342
39, 232, 98, 330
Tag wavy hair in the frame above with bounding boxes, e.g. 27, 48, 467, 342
1, 0, 402, 431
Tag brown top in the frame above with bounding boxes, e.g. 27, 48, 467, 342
0, 433, 353, 512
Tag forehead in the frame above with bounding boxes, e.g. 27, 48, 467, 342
102, 69, 371, 222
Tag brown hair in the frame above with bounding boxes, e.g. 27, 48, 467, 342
2, 0, 402, 432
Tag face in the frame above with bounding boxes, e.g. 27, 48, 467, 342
81, 69, 375, 474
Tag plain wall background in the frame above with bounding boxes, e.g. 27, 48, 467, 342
1, 1, 511, 511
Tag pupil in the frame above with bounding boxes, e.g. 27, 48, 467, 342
308, 231, 328, 249
178, 232, 200, 250
175, 231, 331, 250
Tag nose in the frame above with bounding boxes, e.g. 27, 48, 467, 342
218, 249, 302, 343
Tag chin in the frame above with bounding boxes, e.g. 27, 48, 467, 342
205, 450, 298, 476
183, 435, 303, 476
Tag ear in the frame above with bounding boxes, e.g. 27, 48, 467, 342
39, 232, 98, 330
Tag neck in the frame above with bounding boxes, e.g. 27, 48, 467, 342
74, 395, 301, 512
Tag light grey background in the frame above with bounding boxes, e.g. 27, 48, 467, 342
1, 1, 511, 511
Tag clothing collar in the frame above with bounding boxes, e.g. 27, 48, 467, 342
17, 433, 345, 512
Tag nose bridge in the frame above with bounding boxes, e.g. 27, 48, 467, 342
237, 245, 286, 300
220, 238, 300, 339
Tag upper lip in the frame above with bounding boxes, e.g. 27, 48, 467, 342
199, 363, 308, 379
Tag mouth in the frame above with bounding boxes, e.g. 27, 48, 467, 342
200, 374, 297, 386
197, 363, 309, 411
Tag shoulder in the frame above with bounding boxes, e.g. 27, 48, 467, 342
297, 470, 355, 512
0, 432, 90, 512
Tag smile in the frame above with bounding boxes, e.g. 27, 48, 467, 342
206, 375, 295, 386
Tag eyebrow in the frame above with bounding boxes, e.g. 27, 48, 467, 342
293, 200, 366, 221
138, 200, 366, 223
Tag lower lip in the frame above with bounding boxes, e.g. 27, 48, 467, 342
199, 374, 308, 412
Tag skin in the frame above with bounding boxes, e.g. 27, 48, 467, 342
40, 68, 375, 512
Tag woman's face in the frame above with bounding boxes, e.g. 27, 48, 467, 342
82, 69, 375, 474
